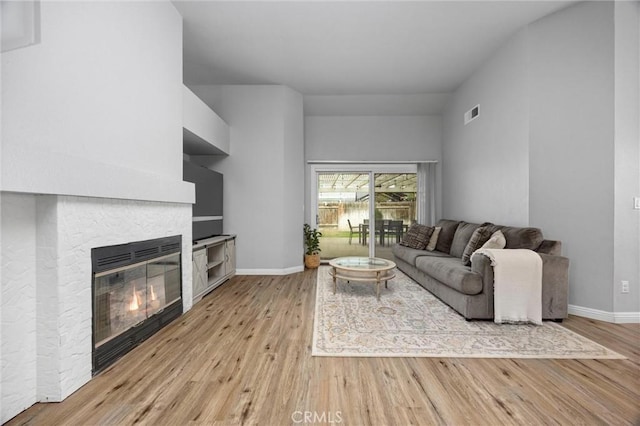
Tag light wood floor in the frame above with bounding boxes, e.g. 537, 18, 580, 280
8, 270, 640, 425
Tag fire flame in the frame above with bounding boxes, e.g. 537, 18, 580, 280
128, 284, 141, 311
149, 285, 157, 301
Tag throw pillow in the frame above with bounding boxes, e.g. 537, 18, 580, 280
426, 226, 441, 251
450, 222, 481, 258
434, 220, 461, 253
400, 224, 434, 250
469, 230, 508, 264
461, 226, 492, 266
480, 229, 507, 250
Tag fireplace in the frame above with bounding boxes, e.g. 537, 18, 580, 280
92, 235, 183, 373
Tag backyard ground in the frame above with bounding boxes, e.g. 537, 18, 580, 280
318, 228, 395, 261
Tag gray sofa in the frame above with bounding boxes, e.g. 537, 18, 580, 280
392, 219, 569, 321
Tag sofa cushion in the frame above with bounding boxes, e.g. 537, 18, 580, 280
461, 226, 492, 266
500, 226, 544, 250
434, 220, 461, 253
400, 224, 434, 250
449, 222, 481, 258
415, 256, 483, 295
392, 244, 450, 266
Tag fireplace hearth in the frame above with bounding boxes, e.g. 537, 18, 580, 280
92, 235, 182, 373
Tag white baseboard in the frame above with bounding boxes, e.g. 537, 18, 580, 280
236, 265, 304, 276
568, 304, 640, 324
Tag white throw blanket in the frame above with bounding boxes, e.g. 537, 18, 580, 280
473, 248, 543, 325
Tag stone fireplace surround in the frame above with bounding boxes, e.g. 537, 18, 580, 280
1, 193, 192, 421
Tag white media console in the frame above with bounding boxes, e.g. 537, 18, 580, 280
192, 234, 236, 303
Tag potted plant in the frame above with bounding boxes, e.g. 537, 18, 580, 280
303, 223, 322, 269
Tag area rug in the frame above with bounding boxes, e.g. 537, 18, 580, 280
312, 266, 624, 359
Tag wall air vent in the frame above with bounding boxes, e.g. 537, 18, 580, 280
464, 104, 480, 125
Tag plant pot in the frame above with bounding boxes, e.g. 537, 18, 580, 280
304, 253, 321, 269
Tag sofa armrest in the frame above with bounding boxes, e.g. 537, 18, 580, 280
471, 251, 569, 320
539, 253, 569, 319
470, 254, 495, 295
537, 239, 562, 256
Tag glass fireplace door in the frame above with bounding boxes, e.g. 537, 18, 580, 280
94, 263, 146, 346
93, 252, 181, 348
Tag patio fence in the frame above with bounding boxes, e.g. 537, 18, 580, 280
318, 201, 416, 231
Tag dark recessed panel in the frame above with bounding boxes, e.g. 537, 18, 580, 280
183, 160, 223, 217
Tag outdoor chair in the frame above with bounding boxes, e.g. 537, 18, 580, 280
347, 219, 362, 245
361, 219, 388, 245
375, 220, 389, 246
386, 220, 404, 245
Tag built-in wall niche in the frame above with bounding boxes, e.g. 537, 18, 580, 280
183, 160, 224, 242
182, 85, 230, 156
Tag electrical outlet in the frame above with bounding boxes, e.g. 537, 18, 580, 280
634, 197, 640, 210
621, 280, 630, 294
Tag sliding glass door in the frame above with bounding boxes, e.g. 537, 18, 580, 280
372, 172, 417, 259
316, 172, 370, 258
311, 164, 418, 261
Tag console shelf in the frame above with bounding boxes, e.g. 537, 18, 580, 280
207, 260, 224, 269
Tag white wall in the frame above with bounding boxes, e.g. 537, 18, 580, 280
282, 89, 306, 270
1, 1, 197, 421
1, 1, 193, 204
305, 115, 441, 162
304, 114, 442, 225
442, 29, 530, 226
613, 1, 640, 315
528, 1, 616, 313
442, 1, 638, 319
189, 85, 305, 274
0, 2, 4, 419
1, 194, 37, 420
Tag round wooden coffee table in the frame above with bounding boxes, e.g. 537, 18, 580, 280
328, 257, 396, 300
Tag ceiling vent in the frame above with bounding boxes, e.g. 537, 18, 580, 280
464, 105, 480, 125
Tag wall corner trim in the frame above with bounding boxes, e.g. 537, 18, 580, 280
236, 266, 304, 276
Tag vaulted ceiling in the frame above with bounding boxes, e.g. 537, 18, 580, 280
175, 1, 576, 98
